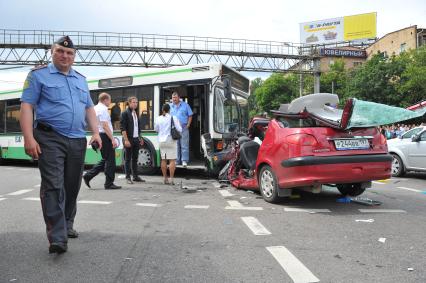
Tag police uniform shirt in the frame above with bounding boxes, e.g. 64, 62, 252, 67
94, 102, 113, 134
170, 100, 193, 126
20, 63, 94, 138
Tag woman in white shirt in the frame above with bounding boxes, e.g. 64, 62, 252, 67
154, 104, 182, 185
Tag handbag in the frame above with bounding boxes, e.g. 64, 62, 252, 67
170, 116, 181, 140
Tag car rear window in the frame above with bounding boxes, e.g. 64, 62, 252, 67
277, 117, 321, 128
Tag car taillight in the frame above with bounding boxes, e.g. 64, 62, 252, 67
286, 134, 318, 146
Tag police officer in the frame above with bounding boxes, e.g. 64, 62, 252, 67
20, 36, 102, 254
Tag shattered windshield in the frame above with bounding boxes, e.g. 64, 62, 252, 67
346, 99, 426, 129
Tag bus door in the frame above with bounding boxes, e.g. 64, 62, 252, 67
160, 84, 209, 163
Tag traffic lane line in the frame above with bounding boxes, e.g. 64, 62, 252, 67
7, 189, 33, 196
284, 207, 331, 213
136, 203, 162, 207
396, 186, 423, 193
184, 205, 210, 209
22, 197, 39, 201
225, 200, 263, 211
241, 217, 271, 235
0, 198, 6, 201
78, 200, 112, 205
359, 209, 406, 213
267, 246, 320, 283
218, 190, 234, 197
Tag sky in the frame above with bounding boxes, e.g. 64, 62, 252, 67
1, 0, 425, 90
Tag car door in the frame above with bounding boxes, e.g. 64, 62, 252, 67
407, 130, 426, 170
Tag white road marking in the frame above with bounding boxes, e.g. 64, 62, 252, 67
218, 190, 234, 197
7, 189, 33, 196
396, 186, 423, 193
33, 184, 41, 188
359, 209, 406, 213
225, 200, 263, 211
136, 203, 162, 207
212, 182, 221, 188
78, 200, 112, 205
378, 238, 386, 243
241, 217, 271, 235
372, 181, 386, 185
355, 219, 374, 223
22, 197, 40, 201
284, 207, 331, 213
0, 198, 6, 201
266, 246, 320, 283
184, 205, 209, 209
117, 175, 126, 179
18, 168, 30, 171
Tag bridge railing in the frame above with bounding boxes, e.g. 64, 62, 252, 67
0, 29, 307, 56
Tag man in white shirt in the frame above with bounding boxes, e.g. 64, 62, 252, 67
83, 93, 121, 190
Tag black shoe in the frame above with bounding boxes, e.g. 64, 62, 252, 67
133, 176, 145, 182
105, 184, 122, 190
126, 178, 133, 184
83, 174, 91, 188
67, 228, 79, 238
49, 242, 67, 254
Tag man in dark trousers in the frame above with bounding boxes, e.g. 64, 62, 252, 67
120, 96, 145, 184
20, 36, 102, 254
83, 92, 121, 190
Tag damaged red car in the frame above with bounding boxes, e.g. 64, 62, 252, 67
227, 93, 396, 203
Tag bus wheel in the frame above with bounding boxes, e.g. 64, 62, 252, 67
137, 139, 157, 175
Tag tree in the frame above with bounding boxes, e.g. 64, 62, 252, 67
399, 45, 426, 106
320, 58, 349, 102
248, 77, 263, 117
254, 73, 299, 113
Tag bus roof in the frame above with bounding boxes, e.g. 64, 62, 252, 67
0, 63, 249, 100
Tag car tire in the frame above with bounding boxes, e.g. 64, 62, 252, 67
391, 154, 405, 177
337, 183, 366, 197
259, 165, 281, 203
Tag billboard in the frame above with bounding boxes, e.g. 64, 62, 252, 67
300, 12, 377, 45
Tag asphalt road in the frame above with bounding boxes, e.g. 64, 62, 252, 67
1, 162, 426, 283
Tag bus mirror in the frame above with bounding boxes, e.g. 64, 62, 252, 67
223, 78, 232, 100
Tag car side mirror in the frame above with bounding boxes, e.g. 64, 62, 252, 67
223, 77, 232, 100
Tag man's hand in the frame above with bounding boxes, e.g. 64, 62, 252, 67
139, 138, 144, 146
24, 136, 41, 160
89, 134, 102, 150
112, 139, 119, 149
124, 140, 131, 148
186, 124, 191, 129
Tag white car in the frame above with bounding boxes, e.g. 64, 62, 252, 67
387, 126, 426, 176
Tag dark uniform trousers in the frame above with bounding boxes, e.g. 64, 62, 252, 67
34, 128, 86, 244
85, 133, 115, 187
124, 137, 140, 179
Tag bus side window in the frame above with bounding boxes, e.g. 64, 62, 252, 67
0, 101, 5, 133
6, 99, 21, 133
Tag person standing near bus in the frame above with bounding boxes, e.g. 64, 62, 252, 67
170, 91, 193, 167
120, 96, 145, 184
19, 36, 102, 254
83, 92, 121, 190
154, 104, 182, 185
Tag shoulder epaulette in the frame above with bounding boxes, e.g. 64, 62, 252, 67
74, 70, 86, 78
31, 65, 47, 71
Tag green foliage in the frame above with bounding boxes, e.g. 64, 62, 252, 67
251, 47, 425, 112
248, 77, 263, 117
254, 73, 299, 113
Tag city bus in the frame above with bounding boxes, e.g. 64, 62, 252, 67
0, 63, 250, 174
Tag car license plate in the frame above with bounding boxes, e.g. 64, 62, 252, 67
334, 139, 369, 150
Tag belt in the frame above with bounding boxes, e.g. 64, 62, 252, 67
36, 122, 53, 132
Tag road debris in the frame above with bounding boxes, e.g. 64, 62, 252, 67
407, 267, 414, 271
378, 238, 386, 243
336, 196, 351, 203
351, 197, 382, 206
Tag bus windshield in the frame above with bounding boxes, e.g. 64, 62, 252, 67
214, 87, 248, 133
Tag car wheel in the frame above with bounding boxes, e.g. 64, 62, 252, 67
137, 145, 157, 175
391, 154, 405, 177
337, 183, 366, 197
259, 165, 280, 203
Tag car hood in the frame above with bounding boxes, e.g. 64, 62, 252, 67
274, 93, 426, 130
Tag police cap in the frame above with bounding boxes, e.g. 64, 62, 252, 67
54, 35, 75, 49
